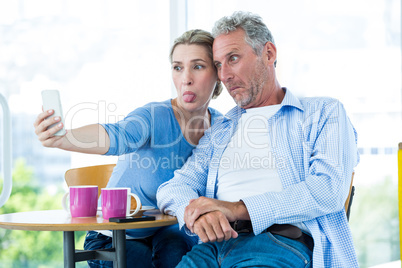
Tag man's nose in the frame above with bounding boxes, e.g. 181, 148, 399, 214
219, 64, 233, 83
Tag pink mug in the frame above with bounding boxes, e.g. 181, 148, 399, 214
62, 185, 98, 217
101, 188, 141, 220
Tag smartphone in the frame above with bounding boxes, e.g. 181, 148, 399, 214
41, 90, 66, 136
109, 215, 156, 223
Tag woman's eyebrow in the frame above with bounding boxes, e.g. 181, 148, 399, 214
172, 59, 208, 64
190, 59, 208, 63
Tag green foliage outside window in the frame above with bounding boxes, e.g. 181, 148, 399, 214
350, 176, 400, 267
0, 159, 87, 268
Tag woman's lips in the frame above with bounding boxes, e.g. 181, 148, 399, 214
183, 91, 196, 102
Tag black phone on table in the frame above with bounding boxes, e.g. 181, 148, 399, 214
109, 215, 156, 223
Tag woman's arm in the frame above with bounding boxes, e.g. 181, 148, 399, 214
34, 109, 110, 154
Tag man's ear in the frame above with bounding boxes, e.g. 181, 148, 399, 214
264, 42, 277, 66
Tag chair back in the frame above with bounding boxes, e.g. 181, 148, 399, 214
398, 143, 402, 260
344, 172, 355, 221
65, 164, 116, 198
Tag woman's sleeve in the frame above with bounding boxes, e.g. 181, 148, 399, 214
102, 106, 152, 156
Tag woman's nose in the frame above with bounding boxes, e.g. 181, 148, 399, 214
182, 79, 193, 85
182, 71, 193, 85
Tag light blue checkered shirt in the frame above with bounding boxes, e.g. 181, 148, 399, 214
157, 89, 359, 267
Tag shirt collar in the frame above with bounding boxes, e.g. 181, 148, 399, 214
280, 88, 304, 112
222, 88, 304, 122
222, 105, 246, 123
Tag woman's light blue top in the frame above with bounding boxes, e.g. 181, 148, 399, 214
101, 99, 221, 238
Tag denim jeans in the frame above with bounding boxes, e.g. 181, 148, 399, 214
84, 224, 198, 268
177, 231, 313, 268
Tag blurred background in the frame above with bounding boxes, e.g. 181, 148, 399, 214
0, 0, 400, 267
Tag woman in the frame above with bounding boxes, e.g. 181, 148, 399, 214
34, 29, 222, 268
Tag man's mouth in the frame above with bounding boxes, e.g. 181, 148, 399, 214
228, 86, 242, 96
227, 84, 242, 92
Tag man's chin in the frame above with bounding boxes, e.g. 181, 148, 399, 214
232, 94, 242, 106
233, 96, 250, 108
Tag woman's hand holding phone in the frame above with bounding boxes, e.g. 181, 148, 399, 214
41, 90, 66, 136
34, 90, 110, 154
34, 90, 67, 149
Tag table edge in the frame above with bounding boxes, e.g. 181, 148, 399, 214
0, 210, 178, 231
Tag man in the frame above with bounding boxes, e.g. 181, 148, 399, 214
157, 11, 359, 267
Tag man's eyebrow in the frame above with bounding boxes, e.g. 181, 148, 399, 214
225, 50, 238, 57
214, 50, 238, 64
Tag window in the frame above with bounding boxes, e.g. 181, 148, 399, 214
0, 1, 171, 266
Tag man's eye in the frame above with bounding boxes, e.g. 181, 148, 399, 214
215, 63, 222, 69
230, 55, 238, 62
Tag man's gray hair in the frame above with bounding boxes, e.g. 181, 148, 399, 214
212, 11, 276, 61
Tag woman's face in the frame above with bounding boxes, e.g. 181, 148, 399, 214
171, 44, 218, 113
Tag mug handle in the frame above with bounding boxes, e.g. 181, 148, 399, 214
62, 193, 70, 213
127, 193, 141, 216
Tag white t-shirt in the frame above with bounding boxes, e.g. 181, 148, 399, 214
217, 104, 282, 201
217, 104, 309, 233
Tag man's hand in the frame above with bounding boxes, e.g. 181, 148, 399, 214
184, 196, 250, 233
192, 211, 238, 243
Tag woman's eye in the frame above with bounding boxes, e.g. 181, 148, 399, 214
194, 64, 203, 70
173, 66, 182, 71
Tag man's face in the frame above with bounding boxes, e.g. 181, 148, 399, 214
213, 29, 270, 109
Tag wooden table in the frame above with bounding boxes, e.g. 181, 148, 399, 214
0, 209, 177, 268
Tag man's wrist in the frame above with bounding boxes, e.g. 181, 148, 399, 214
233, 200, 250, 221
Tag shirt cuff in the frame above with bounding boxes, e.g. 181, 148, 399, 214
241, 194, 274, 235
175, 204, 196, 236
